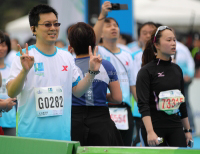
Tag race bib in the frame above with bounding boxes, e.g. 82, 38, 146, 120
34, 86, 64, 117
109, 108, 129, 130
158, 89, 185, 115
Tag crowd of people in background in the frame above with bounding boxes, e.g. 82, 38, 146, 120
0, 0, 198, 148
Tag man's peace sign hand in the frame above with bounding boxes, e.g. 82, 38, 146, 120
18, 43, 34, 73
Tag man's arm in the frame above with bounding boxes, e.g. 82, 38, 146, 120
129, 54, 138, 102
93, 1, 111, 44
6, 44, 34, 98
72, 46, 102, 97
7, 69, 28, 98
72, 73, 95, 98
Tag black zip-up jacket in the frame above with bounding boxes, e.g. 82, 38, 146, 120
136, 57, 188, 128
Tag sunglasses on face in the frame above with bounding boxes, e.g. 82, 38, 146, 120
38, 23, 61, 28
153, 26, 171, 43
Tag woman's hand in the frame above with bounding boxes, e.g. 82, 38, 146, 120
147, 131, 159, 146
185, 132, 193, 147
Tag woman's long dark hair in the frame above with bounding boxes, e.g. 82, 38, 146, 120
142, 29, 162, 67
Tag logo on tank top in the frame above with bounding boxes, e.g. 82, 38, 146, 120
125, 61, 129, 66
158, 72, 165, 77
34, 62, 44, 77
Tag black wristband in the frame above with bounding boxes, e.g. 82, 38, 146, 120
88, 70, 100, 75
184, 129, 192, 133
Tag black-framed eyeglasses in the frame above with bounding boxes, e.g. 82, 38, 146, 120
153, 26, 171, 43
38, 23, 61, 28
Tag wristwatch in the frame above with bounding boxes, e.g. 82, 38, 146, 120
88, 70, 100, 75
184, 129, 192, 133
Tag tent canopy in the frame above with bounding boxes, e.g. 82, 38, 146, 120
6, 15, 30, 32
135, 0, 200, 27
5, 15, 33, 45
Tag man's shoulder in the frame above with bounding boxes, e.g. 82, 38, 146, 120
56, 47, 74, 59
120, 49, 133, 60
56, 47, 71, 54
98, 46, 107, 52
16, 45, 36, 56
117, 43, 132, 52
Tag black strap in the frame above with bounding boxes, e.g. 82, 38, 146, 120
102, 46, 128, 74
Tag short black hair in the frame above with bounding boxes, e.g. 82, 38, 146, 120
104, 17, 119, 27
137, 22, 157, 38
29, 4, 58, 27
68, 22, 96, 56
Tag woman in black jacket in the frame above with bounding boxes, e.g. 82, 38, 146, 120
136, 26, 193, 147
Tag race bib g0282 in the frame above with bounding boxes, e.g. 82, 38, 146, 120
109, 107, 129, 130
158, 89, 185, 115
34, 86, 64, 117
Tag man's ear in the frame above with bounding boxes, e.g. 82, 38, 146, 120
68, 45, 74, 54
30, 26, 36, 36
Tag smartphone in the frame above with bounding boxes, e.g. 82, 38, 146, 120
109, 3, 128, 10
188, 140, 194, 148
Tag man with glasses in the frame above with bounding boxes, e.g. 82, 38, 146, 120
6, 4, 102, 140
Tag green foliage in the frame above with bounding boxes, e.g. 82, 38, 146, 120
0, 0, 47, 31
